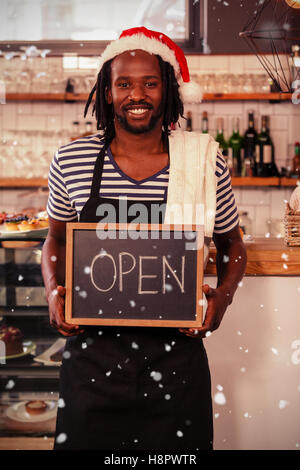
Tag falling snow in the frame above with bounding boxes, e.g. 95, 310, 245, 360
271, 347, 279, 356
214, 391, 226, 405
278, 400, 289, 409
176, 430, 183, 437
58, 398, 65, 408
56, 433, 67, 444
150, 371, 162, 382
5, 379, 15, 390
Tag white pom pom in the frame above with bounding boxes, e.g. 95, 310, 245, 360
179, 80, 203, 104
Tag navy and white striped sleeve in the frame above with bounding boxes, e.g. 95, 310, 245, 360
213, 151, 239, 234
46, 150, 78, 221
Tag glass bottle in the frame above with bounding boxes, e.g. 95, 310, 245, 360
186, 111, 192, 131
201, 111, 208, 134
292, 142, 300, 178
228, 117, 244, 176
71, 121, 80, 141
243, 110, 257, 176
82, 121, 93, 137
239, 211, 252, 236
256, 116, 276, 177
265, 116, 279, 177
215, 117, 228, 157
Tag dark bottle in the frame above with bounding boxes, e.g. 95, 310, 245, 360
243, 110, 258, 176
256, 116, 274, 177
265, 116, 279, 177
201, 111, 208, 134
292, 142, 300, 178
228, 117, 244, 176
186, 111, 192, 131
215, 117, 228, 157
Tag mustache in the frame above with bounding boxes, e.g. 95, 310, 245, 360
123, 102, 153, 111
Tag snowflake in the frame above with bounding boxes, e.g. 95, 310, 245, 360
58, 398, 65, 408
214, 391, 226, 405
56, 433, 67, 444
150, 371, 162, 382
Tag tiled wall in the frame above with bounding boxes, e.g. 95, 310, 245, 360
0, 54, 299, 236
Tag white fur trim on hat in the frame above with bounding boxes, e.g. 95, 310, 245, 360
179, 79, 203, 104
98, 34, 181, 79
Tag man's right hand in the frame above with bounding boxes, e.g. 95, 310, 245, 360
48, 285, 83, 337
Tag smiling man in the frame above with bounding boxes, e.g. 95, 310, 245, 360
42, 27, 247, 451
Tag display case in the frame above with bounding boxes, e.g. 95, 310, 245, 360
0, 234, 62, 441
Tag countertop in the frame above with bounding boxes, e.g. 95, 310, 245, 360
205, 237, 300, 276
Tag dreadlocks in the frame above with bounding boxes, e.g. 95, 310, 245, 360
83, 54, 184, 145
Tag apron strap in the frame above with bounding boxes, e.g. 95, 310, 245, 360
90, 140, 110, 198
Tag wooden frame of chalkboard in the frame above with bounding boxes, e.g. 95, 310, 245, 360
65, 223, 204, 327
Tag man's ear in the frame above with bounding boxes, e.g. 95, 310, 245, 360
105, 86, 112, 104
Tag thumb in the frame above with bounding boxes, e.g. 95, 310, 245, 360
56, 285, 66, 297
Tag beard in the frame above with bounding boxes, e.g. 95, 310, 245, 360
115, 106, 164, 135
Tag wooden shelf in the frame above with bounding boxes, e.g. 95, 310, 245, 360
231, 177, 280, 187
203, 92, 292, 101
5, 92, 293, 102
0, 176, 298, 189
0, 178, 48, 188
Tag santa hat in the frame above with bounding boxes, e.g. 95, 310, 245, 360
97, 26, 202, 104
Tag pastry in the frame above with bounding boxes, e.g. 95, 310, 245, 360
17, 218, 40, 231
36, 217, 49, 228
0, 325, 23, 356
25, 400, 48, 415
5, 216, 28, 231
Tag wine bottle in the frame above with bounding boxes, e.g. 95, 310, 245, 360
243, 110, 258, 176
292, 142, 300, 178
228, 117, 244, 176
265, 116, 279, 177
215, 117, 228, 157
256, 116, 273, 177
186, 111, 192, 131
202, 111, 208, 134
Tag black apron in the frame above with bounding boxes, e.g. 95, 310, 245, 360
54, 140, 213, 451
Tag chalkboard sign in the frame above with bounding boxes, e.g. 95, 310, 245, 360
65, 223, 204, 327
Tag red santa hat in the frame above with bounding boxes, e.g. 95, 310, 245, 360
97, 26, 202, 104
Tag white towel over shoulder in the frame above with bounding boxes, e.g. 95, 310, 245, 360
165, 130, 219, 238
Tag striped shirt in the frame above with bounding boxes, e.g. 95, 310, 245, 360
47, 133, 239, 234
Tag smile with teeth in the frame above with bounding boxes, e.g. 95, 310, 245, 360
126, 107, 151, 116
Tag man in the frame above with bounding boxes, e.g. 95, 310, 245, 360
42, 27, 247, 450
